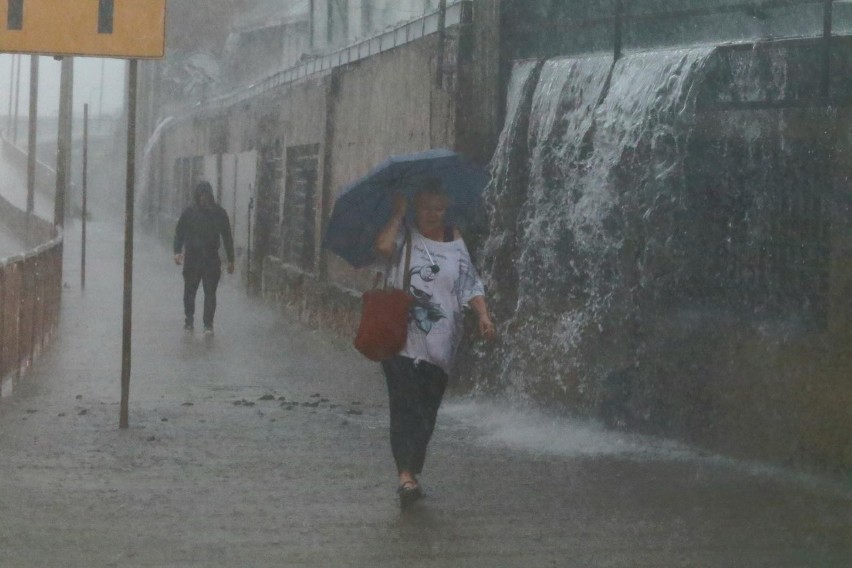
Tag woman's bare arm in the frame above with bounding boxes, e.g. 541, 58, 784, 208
469, 295, 496, 340
375, 193, 407, 258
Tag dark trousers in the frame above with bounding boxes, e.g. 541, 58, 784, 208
183, 261, 221, 327
382, 355, 449, 475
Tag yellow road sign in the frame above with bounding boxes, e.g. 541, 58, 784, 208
1, 0, 165, 58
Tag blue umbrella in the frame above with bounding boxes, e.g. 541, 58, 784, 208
323, 149, 489, 268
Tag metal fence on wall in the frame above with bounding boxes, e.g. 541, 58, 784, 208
0, 133, 63, 392
512, 0, 846, 56
0, 236, 63, 393
506, 0, 852, 109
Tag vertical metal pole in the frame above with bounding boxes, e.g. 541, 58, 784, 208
120, 60, 137, 429
13, 53, 22, 143
26, 56, 39, 216
55, 57, 73, 230
247, 194, 253, 278
6, 55, 14, 133
81, 104, 88, 290
0, 267, 5, 383
98, 58, 106, 118
309, 0, 315, 50
822, 0, 833, 103
614, 0, 624, 62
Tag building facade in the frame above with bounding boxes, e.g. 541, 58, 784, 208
138, 0, 852, 473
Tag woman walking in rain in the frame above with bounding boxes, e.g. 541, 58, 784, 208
374, 178, 496, 506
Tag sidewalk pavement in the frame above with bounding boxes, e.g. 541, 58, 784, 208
0, 218, 849, 568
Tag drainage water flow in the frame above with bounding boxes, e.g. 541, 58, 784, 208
474, 48, 713, 402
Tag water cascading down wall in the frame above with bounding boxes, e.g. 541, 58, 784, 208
463, 37, 852, 471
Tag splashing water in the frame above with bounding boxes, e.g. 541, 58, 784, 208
471, 48, 714, 405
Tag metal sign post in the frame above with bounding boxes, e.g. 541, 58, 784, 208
81, 103, 88, 290
26, 55, 38, 214
119, 60, 137, 429
12, 52, 21, 143
53, 56, 72, 229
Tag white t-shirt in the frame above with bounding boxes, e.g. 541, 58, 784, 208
383, 226, 485, 374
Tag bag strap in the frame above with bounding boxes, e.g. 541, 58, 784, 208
402, 226, 412, 292
378, 226, 412, 291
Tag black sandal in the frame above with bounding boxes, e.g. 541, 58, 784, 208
397, 480, 423, 507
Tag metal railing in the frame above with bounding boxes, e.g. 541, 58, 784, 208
513, 0, 842, 60
0, 135, 63, 392
0, 235, 62, 392
507, 0, 849, 109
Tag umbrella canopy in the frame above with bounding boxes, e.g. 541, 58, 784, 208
323, 149, 489, 268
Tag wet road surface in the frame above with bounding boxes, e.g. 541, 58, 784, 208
0, 219, 849, 567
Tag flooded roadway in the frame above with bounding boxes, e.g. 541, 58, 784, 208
0, 218, 849, 567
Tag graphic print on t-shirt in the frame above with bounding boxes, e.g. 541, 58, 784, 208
409, 263, 447, 334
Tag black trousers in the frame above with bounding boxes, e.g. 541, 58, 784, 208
183, 260, 221, 327
381, 355, 449, 475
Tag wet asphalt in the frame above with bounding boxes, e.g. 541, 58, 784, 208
0, 217, 850, 568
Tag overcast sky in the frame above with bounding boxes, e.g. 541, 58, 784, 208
0, 54, 126, 119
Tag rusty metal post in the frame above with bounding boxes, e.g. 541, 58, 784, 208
0, 265, 6, 382
13, 53, 22, 144
120, 60, 138, 429
18, 257, 34, 378
6, 55, 14, 133
9, 263, 21, 383
247, 194, 253, 280
48, 243, 61, 337
82, 104, 89, 290
55, 57, 74, 229
26, 55, 39, 219
32, 253, 43, 356
1, 264, 18, 382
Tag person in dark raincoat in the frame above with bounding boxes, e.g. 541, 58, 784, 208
173, 181, 235, 334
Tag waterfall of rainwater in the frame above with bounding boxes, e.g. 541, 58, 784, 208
138, 116, 175, 230
479, 60, 541, 310
470, 48, 714, 406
